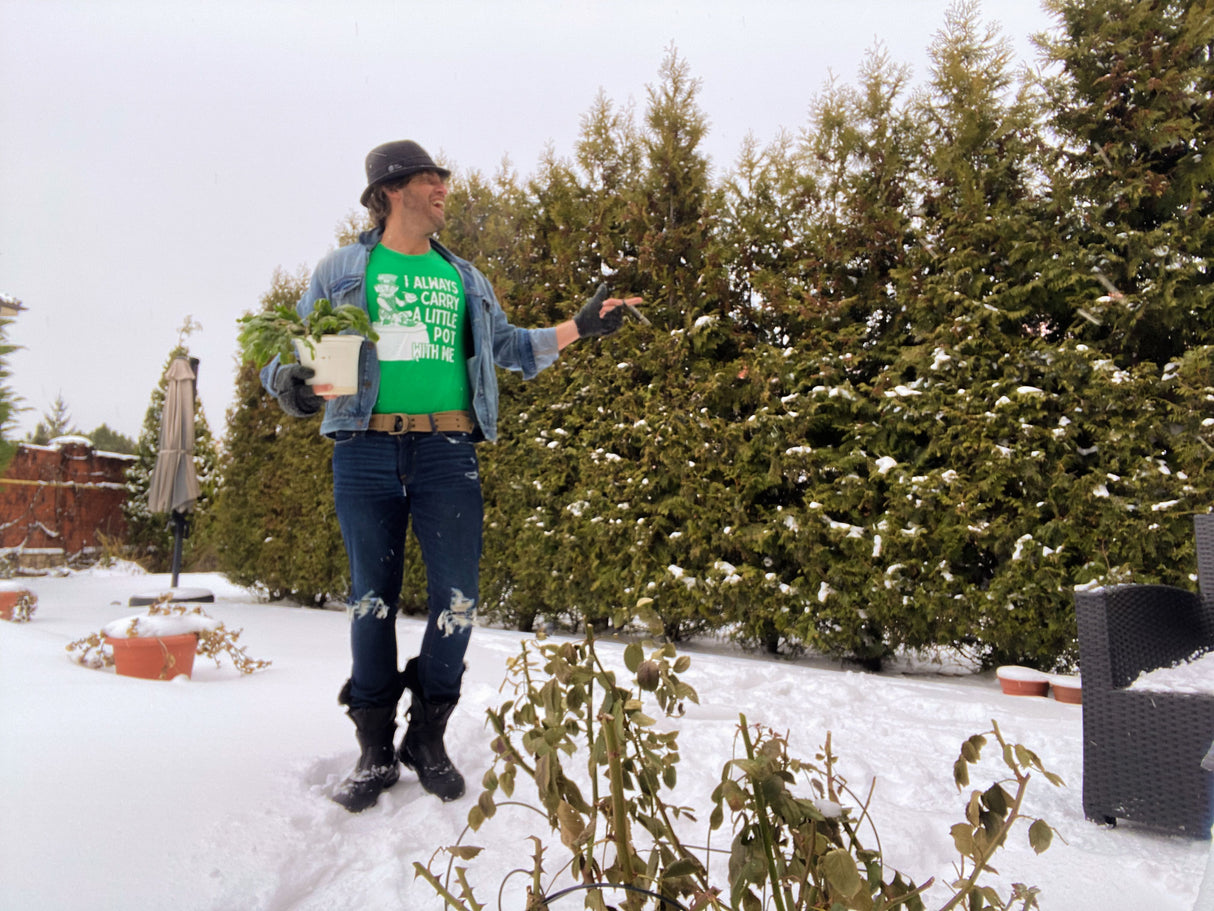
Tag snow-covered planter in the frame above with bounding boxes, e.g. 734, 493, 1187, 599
107, 631, 203, 680
67, 600, 270, 679
0, 582, 37, 622
1048, 673, 1083, 704
996, 665, 1050, 697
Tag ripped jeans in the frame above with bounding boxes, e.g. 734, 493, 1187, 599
331, 430, 483, 708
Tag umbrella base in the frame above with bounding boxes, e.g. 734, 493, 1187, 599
129, 587, 215, 607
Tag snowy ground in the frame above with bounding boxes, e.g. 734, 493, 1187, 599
0, 565, 1208, 911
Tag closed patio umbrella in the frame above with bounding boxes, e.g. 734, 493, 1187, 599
147, 356, 201, 588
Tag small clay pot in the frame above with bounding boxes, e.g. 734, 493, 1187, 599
1049, 675, 1083, 705
996, 665, 1050, 697
0, 587, 34, 622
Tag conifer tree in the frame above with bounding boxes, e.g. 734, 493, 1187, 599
441, 160, 526, 291
29, 393, 78, 444
207, 268, 349, 603
714, 131, 800, 343
85, 424, 136, 454
1039, 0, 1214, 363
472, 107, 647, 631
638, 46, 715, 324
831, 1, 1067, 666
801, 47, 922, 361
1008, 0, 1214, 608
0, 314, 21, 472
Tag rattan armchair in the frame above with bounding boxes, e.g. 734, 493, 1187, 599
1073, 514, 1214, 837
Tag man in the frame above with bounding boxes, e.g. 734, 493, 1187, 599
261, 140, 642, 812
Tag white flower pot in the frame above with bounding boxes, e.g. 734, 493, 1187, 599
293, 335, 364, 396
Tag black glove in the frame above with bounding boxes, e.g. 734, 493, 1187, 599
573, 283, 624, 338
271, 364, 323, 418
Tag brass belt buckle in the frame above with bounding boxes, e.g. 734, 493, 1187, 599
389, 414, 408, 435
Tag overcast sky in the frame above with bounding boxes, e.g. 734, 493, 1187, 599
0, 0, 1056, 444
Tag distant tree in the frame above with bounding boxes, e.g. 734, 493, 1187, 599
0, 314, 22, 472
29, 393, 78, 444
86, 424, 136, 454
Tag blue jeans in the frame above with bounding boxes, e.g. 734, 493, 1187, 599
331, 430, 483, 708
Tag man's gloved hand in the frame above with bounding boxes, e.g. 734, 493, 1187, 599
573, 283, 625, 338
271, 364, 324, 418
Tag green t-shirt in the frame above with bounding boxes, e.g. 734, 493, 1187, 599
366, 244, 472, 414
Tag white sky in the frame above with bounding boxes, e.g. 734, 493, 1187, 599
0, 0, 1055, 442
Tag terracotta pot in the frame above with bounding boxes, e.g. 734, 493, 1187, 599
1049, 675, 1083, 705
996, 665, 1050, 697
105, 633, 198, 681
0, 588, 32, 622
0, 590, 20, 620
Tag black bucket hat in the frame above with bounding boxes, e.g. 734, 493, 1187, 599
360, 140, 451, 206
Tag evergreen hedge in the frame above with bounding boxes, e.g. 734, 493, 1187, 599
208, 1, 1214, 670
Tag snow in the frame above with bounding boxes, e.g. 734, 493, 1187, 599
1130, 649, 1214, 696
0, 568, 1210, 911
875, 455, 899, 475
101, 612, 222, 639
46, 434, 96, 448
995, 665, 1050, 683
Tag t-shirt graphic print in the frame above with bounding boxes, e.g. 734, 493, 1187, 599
365, 244, 472, 415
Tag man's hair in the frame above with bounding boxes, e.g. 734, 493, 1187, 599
366, 175, 412, 232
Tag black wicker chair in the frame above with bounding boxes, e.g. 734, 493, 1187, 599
1074, 514, 1214, 837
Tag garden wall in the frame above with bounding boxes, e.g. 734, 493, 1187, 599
0, 437, 134, 568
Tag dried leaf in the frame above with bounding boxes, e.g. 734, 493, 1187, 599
950, 822, 974, 856
557, 799, 586, 847
821, 848, 862, 898
1028, 819, 1053, 855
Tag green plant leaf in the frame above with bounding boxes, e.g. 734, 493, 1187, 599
467, 804, 485, 831
1028, 819, 1053, 855
624, 642, 644, 672
821, 848, 862, 898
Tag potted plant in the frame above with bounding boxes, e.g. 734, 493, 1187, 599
0, 582, 36, 622
67, 599, 271, 681
237, 298, 378, 396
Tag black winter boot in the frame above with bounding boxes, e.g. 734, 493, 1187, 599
398, 658, 465, 802
333, 682, 402, 813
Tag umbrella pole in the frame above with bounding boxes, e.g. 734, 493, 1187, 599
170, 510, 186, 588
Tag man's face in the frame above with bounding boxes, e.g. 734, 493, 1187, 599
390, 170, 448, 234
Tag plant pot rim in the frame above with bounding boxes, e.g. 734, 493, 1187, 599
995, 665, 1050, 682
1047, 673, 1081, 686
104, 632, 200, 643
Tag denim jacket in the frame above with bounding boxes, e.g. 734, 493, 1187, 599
260, 228, 560, 442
